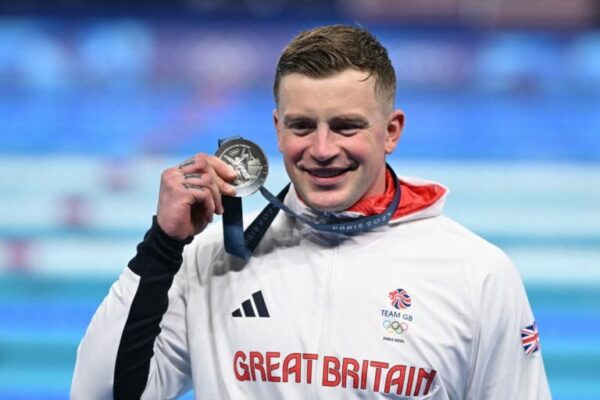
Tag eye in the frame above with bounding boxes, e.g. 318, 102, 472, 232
332, 123, 362, 136
289, 121, 315, 136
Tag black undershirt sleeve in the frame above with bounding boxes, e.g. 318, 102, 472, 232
113, 216, 193, 400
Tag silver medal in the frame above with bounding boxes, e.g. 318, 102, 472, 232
215, 138, 268, 197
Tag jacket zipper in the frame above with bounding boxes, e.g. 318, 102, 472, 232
314, 235, 338, 399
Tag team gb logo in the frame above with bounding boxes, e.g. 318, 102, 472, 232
389, 288, 412, 309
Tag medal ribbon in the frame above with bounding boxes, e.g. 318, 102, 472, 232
219, 138, 401, 260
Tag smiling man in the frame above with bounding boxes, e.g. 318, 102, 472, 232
72, 25, 551, 399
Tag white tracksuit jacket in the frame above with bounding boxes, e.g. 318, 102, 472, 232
71, 176, 551, 399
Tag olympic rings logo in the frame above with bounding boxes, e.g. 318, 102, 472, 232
383, 320, 409, 334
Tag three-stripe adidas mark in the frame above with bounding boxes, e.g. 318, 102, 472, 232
232, 290, 270, 318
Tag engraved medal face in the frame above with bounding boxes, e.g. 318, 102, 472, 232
215, 138, 268, 197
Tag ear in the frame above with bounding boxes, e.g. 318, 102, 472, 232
273, 108, 284, 153
384, 109, 404, 154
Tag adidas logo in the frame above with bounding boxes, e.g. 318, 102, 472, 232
232, 290, 270, 318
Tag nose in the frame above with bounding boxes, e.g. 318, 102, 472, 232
308, 125, 340, 162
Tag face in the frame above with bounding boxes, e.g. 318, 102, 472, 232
274, 69, 404, 212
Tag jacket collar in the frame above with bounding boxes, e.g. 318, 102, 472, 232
283, 171, 448, 226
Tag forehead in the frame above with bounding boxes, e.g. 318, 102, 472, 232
277, 69, 381, 115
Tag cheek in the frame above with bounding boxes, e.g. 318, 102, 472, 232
280, 136, 306, 162
356, 131, 387, 161
345, 140, 376, 163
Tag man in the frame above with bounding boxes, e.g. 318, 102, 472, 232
72, 25, 551, 399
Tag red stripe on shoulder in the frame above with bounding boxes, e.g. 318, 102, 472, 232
348, 169, 446, 219
393, 180, 446, 220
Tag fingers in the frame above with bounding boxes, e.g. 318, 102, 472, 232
182, 173, 204, 191
184, 183, 216, 222
158, 152, 240, 239
178, 154, 238, 214
179, 154, 234, 180
178, 157, 196, 169
179, 155, 237, 196
193, 187, 216, 224
210, 157, 238, 183
181, 169, 223, 215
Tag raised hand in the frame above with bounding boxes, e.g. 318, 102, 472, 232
156, 154, 237, 240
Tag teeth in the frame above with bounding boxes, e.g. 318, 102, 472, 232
311, 170, 344, 177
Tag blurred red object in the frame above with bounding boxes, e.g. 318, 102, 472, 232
6, 239, 33, 272
60, 194, 90, 229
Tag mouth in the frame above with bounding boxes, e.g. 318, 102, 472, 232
306, 168, 349, 178
300, 165, 356, 185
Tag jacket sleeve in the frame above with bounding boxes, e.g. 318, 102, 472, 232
71, 217, 194, 400
465, 250, 552, 399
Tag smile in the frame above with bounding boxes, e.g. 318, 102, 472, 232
307, 168, 348, 178
300, 166, 356, 186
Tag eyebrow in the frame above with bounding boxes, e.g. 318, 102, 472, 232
283, 115, 314, 126
283, 114, 369, 126
329, 115, 369, 126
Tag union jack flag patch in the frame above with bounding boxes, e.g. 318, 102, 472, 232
521, 321, 541, 355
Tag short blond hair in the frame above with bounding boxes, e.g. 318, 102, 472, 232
274, 24, 396, 110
